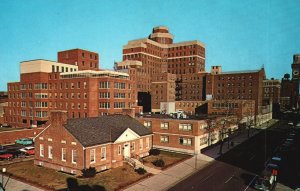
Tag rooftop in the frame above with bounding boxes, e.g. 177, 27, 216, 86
137, 113, 223, 121
64, 115, 152, 147
219, 69, 262, 75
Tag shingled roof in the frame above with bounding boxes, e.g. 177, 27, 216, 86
63, 115, 152, 147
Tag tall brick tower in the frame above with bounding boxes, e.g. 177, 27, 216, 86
115, 26, 206, 112
58, 49, 99, 71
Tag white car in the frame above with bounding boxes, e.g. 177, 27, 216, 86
19, 146, 35, 153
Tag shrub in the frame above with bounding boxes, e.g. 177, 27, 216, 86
149, 149, 160, 156
152, 159, 165, 167
81, 167, 96, 178
135, 167, 147, 175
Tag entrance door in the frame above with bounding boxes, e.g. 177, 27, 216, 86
123, 143, 130, 158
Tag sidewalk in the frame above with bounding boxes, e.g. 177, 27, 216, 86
0, 174, 44, 191
124, 120, 275, 191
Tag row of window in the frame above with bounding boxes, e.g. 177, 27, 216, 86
212, 102, 239, 109
19, 110, 47, 118
160, 136, 193, 146
51, 65, 77, 73
217, 89, 253, 94
39, 144, 106, 164
99, 92, 129, 99
217, 82, 253, 87
144, 122, 193, 131
218, 75, 253, 81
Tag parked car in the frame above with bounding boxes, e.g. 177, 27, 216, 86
0, 153, 13, 160
7, 148, 23, 158
0, 145, 7, 154
19, 146, 35, 155
15, 138, 33, 145
270, 156, 282, 166
254, 170, 276, 191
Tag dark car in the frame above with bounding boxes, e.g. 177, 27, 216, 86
7, 148, 23, 158
0, 145, 7, 154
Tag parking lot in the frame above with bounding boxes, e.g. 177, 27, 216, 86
0, 138, 35, 164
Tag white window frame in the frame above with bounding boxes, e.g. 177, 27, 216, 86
160, 122, 169, 129
160, 136, 169, 143
90, 149, 96, 164
146, 137, 150, 148
101, 147, 106, 161
40, 144, 44, 157
179, 123, 192, 131
139, 139, 143, 150
72, 149, 77, 164
144, 121, 152, 128
131, 142, 135, 152
48, 146, 53, 159
62, 148, 66, 162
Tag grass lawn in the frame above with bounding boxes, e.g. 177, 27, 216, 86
3, 160, 150, 191
142, 150, 191, 169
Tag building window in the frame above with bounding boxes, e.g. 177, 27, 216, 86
114, 82, 126, 89
146, 137, 150, 148
62, 148, 66, 162
144, 121, 152, 128
99, 92, 110, 98
90, 149, 96, 164
101, 147, 106, 160
99, 102, 110, 109
179, 124, 192, 131
139, 139, 143, 150
160, 122, 169, 129
48, 146, 53, 159
114, 102, 125, 108
179, 137, 192, 146
118, 145, 121, 155
72, 150, 77, 164
131, 142, 135, 152
200, 136, 208, 146
40, 144, 44, 157
99, 81, 110, 89
160, 136, 169, 143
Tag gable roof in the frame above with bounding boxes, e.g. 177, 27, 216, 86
64, 115, 152, 147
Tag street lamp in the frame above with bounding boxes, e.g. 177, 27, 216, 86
1, 168, 6, 190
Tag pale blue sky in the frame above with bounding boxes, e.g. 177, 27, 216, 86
0, 0, 299, 91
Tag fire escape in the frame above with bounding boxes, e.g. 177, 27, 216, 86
175, 78, 182, 101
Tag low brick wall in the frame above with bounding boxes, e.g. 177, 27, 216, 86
0, 128, 44, 145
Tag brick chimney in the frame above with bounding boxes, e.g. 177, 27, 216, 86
121, 108, 135, 118
50, 110, 68, 126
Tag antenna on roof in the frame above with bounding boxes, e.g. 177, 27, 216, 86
261, 64, 264, 69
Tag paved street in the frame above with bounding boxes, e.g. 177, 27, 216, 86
124, 121, 272, 191
169, 120, 298, 191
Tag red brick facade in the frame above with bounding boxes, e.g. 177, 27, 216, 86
58, 49, 99, 71
207, 99, 255, 121
4, 59, 136, 128
206, 66, 265, 115
115, 26, 206, 112
263, 79, 281, 105
0, 128, 43, 145
137, 115, 237, 154
34, 111, 152, 175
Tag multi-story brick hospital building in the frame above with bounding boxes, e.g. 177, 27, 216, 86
4, 49, 137, 128
115, 26, 207, 112
115, 26, 269, 119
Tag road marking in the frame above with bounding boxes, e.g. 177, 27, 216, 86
225, 176, 233, 183
244, 175, 258, 191
249, 155, 255, 160
201, 174, 213, 182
